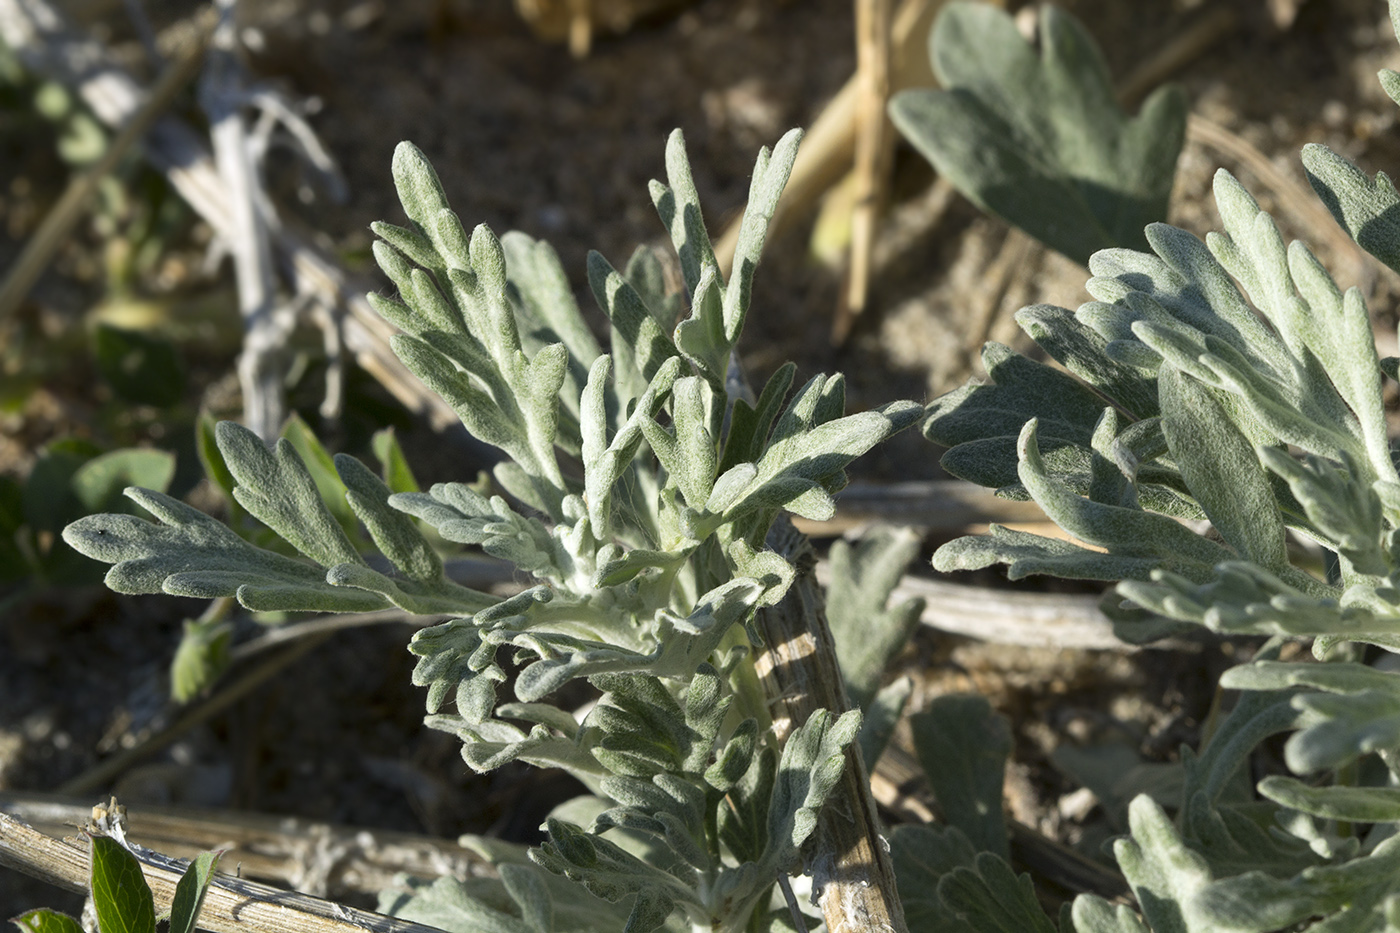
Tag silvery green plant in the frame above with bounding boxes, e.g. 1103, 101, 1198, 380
62, 129, 920, 933
55, 1, 1400, 929
890, 1, 1186, 266
921, 1, 1400, 928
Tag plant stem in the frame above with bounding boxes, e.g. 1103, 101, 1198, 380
753, 518, 908, 933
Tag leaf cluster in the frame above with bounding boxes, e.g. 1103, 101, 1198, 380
59, 124, 924, 933
9, 830, 219, 933
919, 1, 1400, 930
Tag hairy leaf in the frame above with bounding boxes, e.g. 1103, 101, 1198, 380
911, 696, 1011, 861
890, 2, 1185, 265
825, 526, 924, 709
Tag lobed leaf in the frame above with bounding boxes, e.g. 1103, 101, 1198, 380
825, 526, 924, 709
217, 421, 363, 570
1303, 142, 1400, 277
63, 488, 388, 613
911, 696, 1012, 862
889, 2, 1184, 265
531, 819, 694, 933
936, 853, 1058, 933
764, 707, 861, 871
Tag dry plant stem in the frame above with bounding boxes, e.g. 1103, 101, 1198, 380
276, 224, 460, 430
0, 0, 460, 432
817, 564, 1134, 651
792, 478, 1047, 534
203, 0, 287, 442
833, 0, 895, 345
1116, 7, 1239, 111
0, 21, 208, 323
755, 519, 908, 933
0, 812, 446, 933
0, 791, 484, 897
713, 0, 944, 277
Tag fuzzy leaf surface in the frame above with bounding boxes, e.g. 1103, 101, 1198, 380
911, 696, 1011, 861
890, 2, 1184, 264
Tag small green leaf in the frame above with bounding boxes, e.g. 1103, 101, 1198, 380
720, 362, 795, 472
169, 617, 231, 703
168, 850, 223, 933
195, 412, 246, 526
371, 428, 421, 494
71, 449, 176, 515
280, 413, 362, 541
936, 853, 1058, 933
8, 910, 85, 933
89, 835, 156, 933
826, 526, 924, 708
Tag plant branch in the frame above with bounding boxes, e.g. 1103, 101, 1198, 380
0, 790, 486, 898
201, 0, 289, 440
754, 517, 908, 933
0, 14, 210, 323
832, 0, 895, 345
0, 0, 463, 435
0, 811, 447, 933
